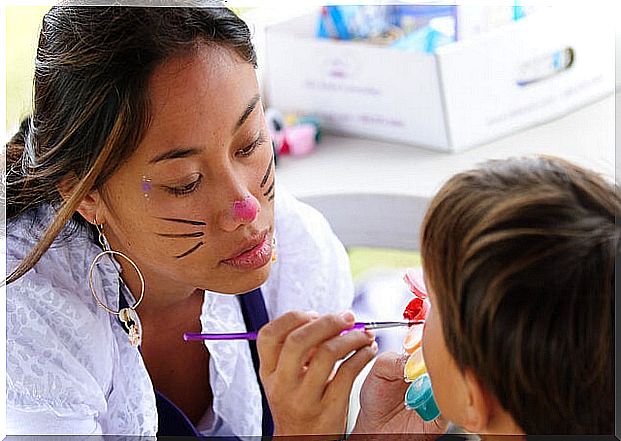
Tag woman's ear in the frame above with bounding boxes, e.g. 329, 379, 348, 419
57, 173, 106, 225
460, 369, 492, 433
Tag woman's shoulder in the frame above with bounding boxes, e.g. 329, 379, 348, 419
7, 204, 116, 329
7, 204, 94, 264
7, 206, 104, 309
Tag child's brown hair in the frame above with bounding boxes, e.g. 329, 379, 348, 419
420, 156, 618, 434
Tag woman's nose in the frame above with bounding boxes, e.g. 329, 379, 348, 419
219, 194, 261, 231
232, 195, 260, 223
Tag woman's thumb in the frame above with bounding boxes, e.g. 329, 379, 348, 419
371, 351, 409, 381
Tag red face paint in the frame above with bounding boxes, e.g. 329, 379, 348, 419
403, 267, 430, 321
232, 195, 260, 223
403, 297, 428, 321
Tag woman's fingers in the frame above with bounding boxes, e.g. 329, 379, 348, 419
273, 312, 356, 385
322, 339, 378, 406
257, 310, 318, 377
301, 330, 375, 402
259, 311, 381, 436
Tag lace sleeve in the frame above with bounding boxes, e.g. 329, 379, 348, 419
6, 408, 103, 435
7, 270, 115, 434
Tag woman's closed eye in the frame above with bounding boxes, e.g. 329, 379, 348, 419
164, 174, 203, 196
236, 131, 269, 158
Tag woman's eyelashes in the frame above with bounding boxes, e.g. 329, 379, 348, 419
236, 131, 268, 158
164, 174, 202, 197
161, 133, 267, 198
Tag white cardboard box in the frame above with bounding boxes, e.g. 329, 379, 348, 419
264, 7, 614, 152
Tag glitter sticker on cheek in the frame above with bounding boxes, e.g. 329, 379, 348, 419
141, 176, 152, 198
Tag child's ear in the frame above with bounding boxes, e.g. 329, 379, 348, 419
57, 173, 106, 225
460, 369, 492, 433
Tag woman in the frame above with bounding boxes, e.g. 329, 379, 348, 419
5, 4, 377, 437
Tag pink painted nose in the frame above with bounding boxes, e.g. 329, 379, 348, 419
232, 195, 260, 223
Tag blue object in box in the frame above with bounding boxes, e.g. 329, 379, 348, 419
405, 373, 441, 421
390, 24, 453, 53
317, 6, 393, 41
390, 4, 457, 29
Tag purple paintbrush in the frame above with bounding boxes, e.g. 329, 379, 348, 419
183, 320, 424, 341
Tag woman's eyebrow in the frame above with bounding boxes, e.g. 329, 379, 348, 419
233, 93, 261, 134
148, 147, 201, 164
148, 94, 261, 164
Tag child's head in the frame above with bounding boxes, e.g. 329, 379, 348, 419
419, 156, 618, 434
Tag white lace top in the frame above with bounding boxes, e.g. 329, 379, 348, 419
5, 187, 354, 436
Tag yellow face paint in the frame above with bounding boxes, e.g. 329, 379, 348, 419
404, 347, 427, 382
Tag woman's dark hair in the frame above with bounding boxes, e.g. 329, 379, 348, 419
421, 156, 619, 434
5, 2, 257, 284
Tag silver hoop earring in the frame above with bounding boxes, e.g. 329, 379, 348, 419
88, 224, 144, 347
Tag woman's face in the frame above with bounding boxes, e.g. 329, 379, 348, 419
100, 45, 275, 295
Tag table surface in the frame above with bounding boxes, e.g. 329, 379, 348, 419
275, 93, 617, 250
278, 93, 616, 199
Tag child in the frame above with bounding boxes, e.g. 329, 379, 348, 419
352, 156, 617, 436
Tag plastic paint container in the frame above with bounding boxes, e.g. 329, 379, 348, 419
405, 373, 441, 422
404, 347, 427, 382
402, 324, 423, 354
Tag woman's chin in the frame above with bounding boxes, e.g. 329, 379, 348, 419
197, 263, 272, 295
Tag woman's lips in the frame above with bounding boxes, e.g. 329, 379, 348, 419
221, 233, 272, 270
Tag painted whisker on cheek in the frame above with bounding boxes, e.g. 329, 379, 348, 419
153, 217, 207, 257
262, 180, 274, 197
260, 155, 274, 188
175, 241, 205, 258
260, 154, 276, 202
264, 177, 275, 202
156, 231, 204, 238
156, 217, 207, 226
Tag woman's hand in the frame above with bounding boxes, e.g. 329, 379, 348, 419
257, 310, 378, 438
351, 352, 448, 437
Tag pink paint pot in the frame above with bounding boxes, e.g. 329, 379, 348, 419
283, 124, 317, 156
404, 267, 428, 299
